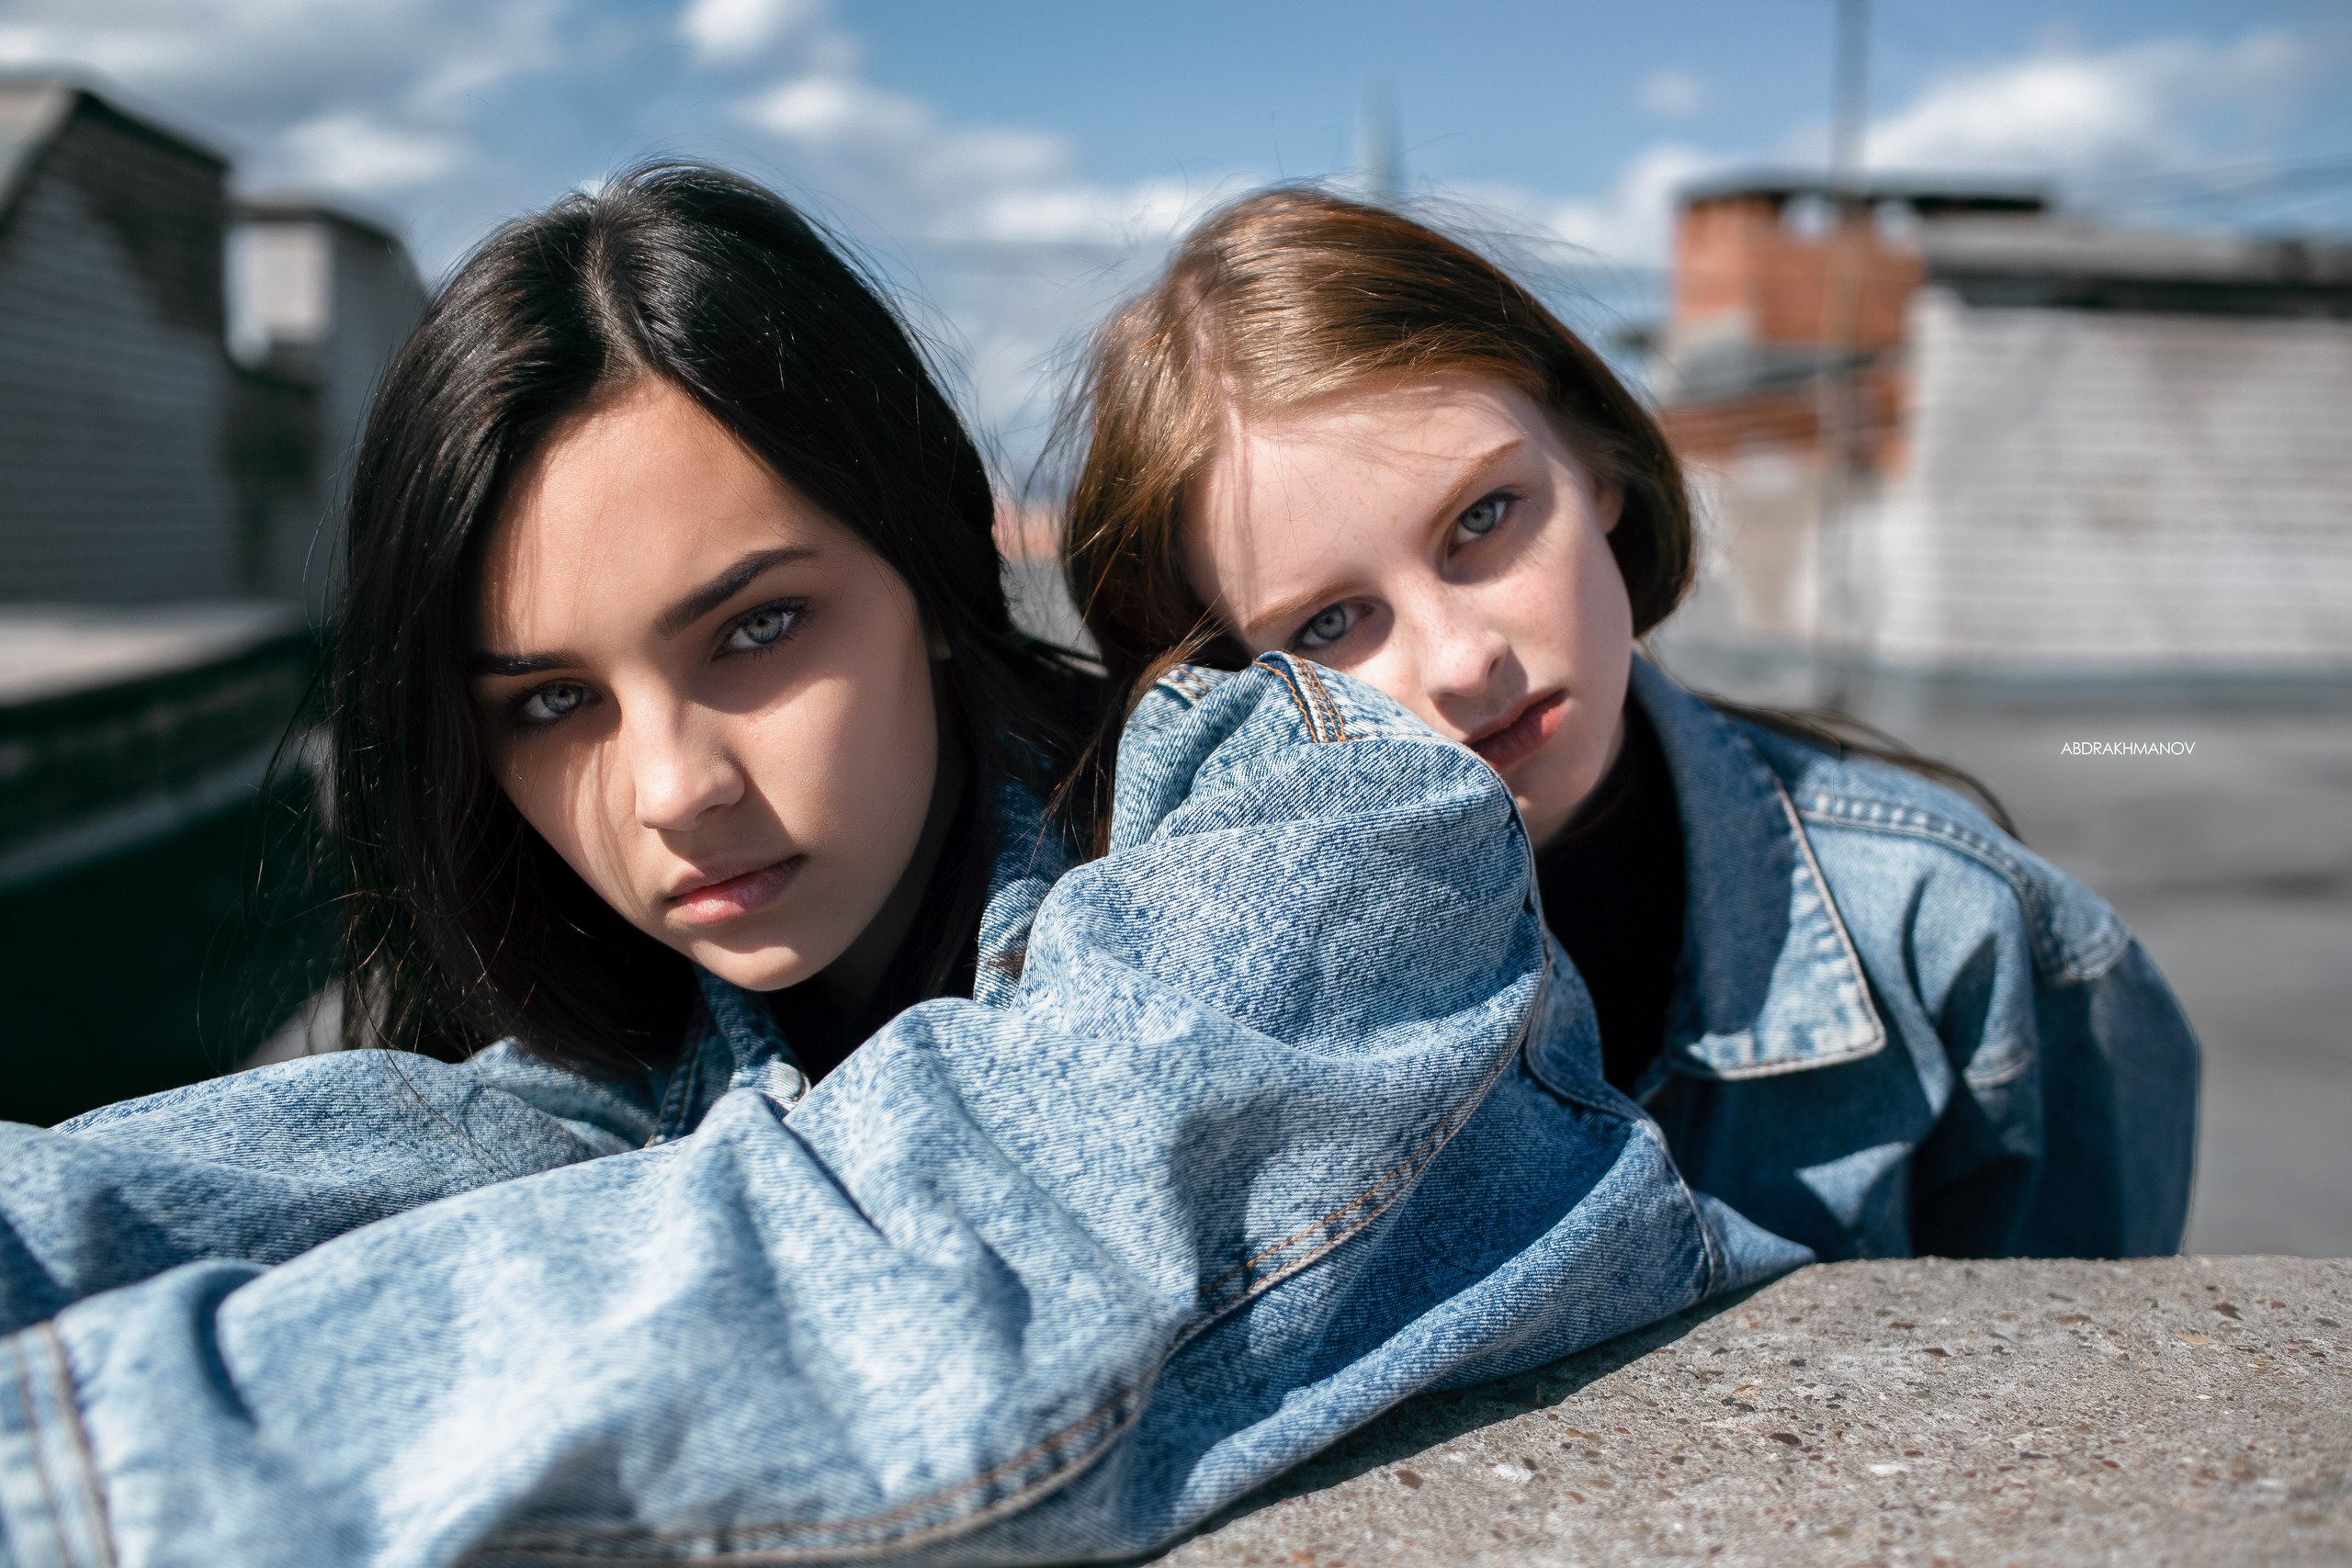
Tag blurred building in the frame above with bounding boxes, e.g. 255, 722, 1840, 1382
228, 198, 430, 614
0, 78, 422, 1114
0, 78, 424, 608
1653, 173, 2352, 692
0, 80, 239, 601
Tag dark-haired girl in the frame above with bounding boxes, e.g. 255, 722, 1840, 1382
1063, 186, 2199, 1263
0, 168, 1789, 1565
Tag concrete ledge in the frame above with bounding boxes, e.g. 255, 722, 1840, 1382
1153, 1257, 2350, 1567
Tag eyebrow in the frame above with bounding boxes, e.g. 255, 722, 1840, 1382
1235, 437, 1529, 642
655, 546, 819, 637
469, 545, 820, 679
1243, 581, 1358, 647
471, 650, 574, 680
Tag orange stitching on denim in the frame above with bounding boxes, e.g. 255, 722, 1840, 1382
1289, 659, 1323, 736
1307, 658, 1345, 738
1306, 666, 1344, 740
38, 1326, 115, 1568
7, 1339, 72, 1568
1198, 957, 1541, 1312
492, 1383, 1145, 1559
1291, 660, 1351, 742
1199, 1145, 1415, 1313
1259, 656, 1349, 744
1193, 1158, 1413, 1322
1259, 658, 1321, 740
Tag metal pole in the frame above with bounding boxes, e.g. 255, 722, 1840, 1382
1359, 84, 1401, 206
1817, 0, 1869, 708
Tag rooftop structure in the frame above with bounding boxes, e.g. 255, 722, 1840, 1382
1923, 218, 2352, 316
1660, 175, 2049, 406
0, 80, 240, 603
0, 80, 420, 1113
0, 76, 424, 610
227, 197, 429, 611
1650, 171, 2352, 690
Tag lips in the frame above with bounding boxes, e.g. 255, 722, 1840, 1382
664, 855, 803, 926
1467, 691, 1566, 773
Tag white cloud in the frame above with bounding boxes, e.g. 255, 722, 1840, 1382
1863, 30, 2301, 180
278, 110, 464, 189
742, 70, 1067, 188
736, 65, 1198, 247
0, 0, 556, 110
726, 48, 1239, 441
679, 0, 818, 64
1529, 142, 1723, 265
1637, 70, 1704, 118
0, 0, 560, 208
1519, 28, 2312, 273
966, 175, 1207, 246
746, 73, 924, 145
7, 5, 2321, 467
0, 21, 201, 83
0, 0, 1225, 450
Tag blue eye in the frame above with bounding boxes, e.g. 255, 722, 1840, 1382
1295, 603, 1361, 650
722, 602, 802, 655
1457, 492, 1510, 538
515, 681, 592, 728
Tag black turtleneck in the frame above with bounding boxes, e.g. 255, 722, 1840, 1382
1533, 700, 1687, 1095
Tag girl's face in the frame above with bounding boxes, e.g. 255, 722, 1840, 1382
1182, 373, 1633, 852
471, 378, 944, 996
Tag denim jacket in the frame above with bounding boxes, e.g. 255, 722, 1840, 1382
1622, 656, 2199, 1260
0, 653, 1802, 1568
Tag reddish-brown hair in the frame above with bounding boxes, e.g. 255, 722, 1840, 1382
1058, 186, 1694, 694
1054, 185, 2014, 838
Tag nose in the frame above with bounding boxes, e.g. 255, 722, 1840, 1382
1400, 589, 1512, 736
624, 702, 744, 834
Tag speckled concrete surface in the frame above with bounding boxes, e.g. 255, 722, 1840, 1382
1149, 1257, 2350, 1567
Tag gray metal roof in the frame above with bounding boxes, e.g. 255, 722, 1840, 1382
0, 81, 74, 225
1678, 167, 2050, 215
232, 194, 411, 252
0, 76, 230, 232
1922, 217, 2352, 284
1917, 217, 2352, 316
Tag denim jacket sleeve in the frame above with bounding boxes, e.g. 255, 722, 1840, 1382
0, 653, 1771, 1568
1795, 775, 2200, 1258
0, 1043, 658, 1337
2001, 938, 2201, 1258
1896, 863, 2201, 1259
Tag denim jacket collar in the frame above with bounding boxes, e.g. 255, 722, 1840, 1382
1628, 656, 1886, 1081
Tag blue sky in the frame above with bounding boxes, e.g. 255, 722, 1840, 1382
847, 0, 2350, 202
6, 0, 2346, 460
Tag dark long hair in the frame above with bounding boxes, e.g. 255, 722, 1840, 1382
333, 163, 1096, 1076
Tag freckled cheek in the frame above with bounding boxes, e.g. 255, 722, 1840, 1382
1346, 643, 1443, 733
1539, 523, 1634, 664
1488, 555, 1590, 679
1497, 542, 1634, 845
